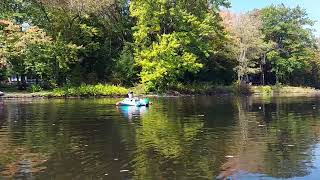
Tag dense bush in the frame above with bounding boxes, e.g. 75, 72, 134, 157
27, 84, 43, 93
251, 85, 318, 96
168, 83, 237, 95
51, 84, 128, 97
255, 86, 273, 95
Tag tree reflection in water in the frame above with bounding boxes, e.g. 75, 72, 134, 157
219, 97, 320, 179
0, 101, 4, 125
0, 97, 320, 179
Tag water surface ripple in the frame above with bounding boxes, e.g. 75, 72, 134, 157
0, 97, 320, 179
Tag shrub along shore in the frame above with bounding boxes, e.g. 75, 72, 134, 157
1, 84, 320, 99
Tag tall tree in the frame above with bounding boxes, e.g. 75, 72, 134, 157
225, 11, 269, 84
260, 5, 316, 84
130, 0, 229, 91
1, 20, 79, 87
22, 0, 133, 84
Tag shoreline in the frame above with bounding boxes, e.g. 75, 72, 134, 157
1, 86, 320, 99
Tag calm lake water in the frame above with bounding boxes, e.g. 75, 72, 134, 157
1, 96, 320, 179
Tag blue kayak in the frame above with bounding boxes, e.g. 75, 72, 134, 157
116, 98, 150, 107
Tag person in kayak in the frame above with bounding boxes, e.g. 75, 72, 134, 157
128, 91, 139, 102
116, 91, 151, 106
128, 91, 133, 99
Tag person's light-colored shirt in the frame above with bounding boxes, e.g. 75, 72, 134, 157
128, 93, 133, 99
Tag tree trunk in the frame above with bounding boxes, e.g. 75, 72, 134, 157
261, 54, 266, 85
311, 62, 318, 88
19, 75, 27, 90
17, 75, 21, 88
260, 63, 265, 85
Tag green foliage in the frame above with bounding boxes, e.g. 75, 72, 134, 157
22, 29, 78, 80
0, 0, 27, 21
252, 85, 319, 96
137, 33, 203, 91
169, 82, 240, 95
260, 5, 316, 83
131, 0, 229, 91
267, 50, 304, 82
228, 11, 270, 83
27, 84, 43, 93
130, 84, 147, 95
1, 23, 80, 85
256, 86, 273, 95
0, 68, 8, 82
170, 83, 215, 94
51, 84, 128, 97
1, 1, 320, 92
111, 43, 138, 85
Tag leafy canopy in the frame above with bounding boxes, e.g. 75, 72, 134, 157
260, 5, 316, 83
131, 0, 229, 91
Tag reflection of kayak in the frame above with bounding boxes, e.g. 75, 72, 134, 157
117, 106, 149, 120
116, 98, 150, 107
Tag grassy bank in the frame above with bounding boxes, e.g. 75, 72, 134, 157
0, 84, 128, 98
162, 83, 243, 96
251, 85, 320, 96
0, 83, 243, 98
50, 84, 128, 97
166, 84, 320, 97
1, 84, 320, 98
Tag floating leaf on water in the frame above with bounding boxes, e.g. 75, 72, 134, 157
120, 170, 129, 172
84, 145, 88, 147
225, 155, 234, 158
121, 163, 128, 168
198, 115, 205, 117
287, 145, 295, 147
114, 158, 119, 161
104, 173, 108, 176
258, 125, 265, 127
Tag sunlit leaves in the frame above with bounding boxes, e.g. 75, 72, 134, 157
137, 33, 203, 91
260, 5, 316, 83
225, 11, 266, 82
131, 0, 228, 91
1, 22, 80, 83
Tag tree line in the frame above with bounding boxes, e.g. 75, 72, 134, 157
1, 0, 320, 92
